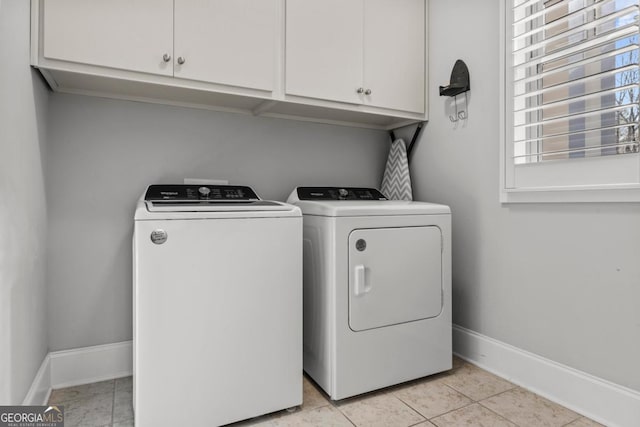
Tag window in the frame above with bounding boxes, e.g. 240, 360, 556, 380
501, 0, 640, 202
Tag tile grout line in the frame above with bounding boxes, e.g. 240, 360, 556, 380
560, 416, 589, 427
334, 406, 358, 427
387, 393, 428, 425
476, 385, 523, 403
439, 381, 477, 403
396, 379, 523, 423
475, 390, 518, 426
476, 388, 585, 427
391, 392, 428, 419
472, 385, 524, 426
438, 368, 519, 403
305, 403, 331, 412
334, 393, 429, 427
331, 401, 358, 427
428, 401, 476, 422
390, 385, 476, 423
475, 401, 524, 427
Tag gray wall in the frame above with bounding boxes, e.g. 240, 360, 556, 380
46, 94, 389, 351
14, 0, 638, 399
411, 0, 640, 392
0, 0, 50, 404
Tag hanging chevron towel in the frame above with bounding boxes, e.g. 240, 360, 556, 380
381, 138, 413, 201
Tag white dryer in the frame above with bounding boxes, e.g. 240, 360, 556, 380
287, 187, 451, 400
134, 185, 302, 427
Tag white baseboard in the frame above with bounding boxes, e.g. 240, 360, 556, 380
22, 354, 51, 405
22, 341, 133, 405
453, 325, 640, 427
49, 341, 132, 389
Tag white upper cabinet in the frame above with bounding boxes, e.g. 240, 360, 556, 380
173, 0, 279, 91
363, 0, 425, 113
32, 0, 427, 128
285, 0, 363, 104
285, 0, 425, 114
42, 0, 174, 76
40, 0, 278, 90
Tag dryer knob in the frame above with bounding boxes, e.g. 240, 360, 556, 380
338, 188, 349, 198
198, 186, 211, 198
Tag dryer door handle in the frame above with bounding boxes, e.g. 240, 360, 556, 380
354, 265, 371, 296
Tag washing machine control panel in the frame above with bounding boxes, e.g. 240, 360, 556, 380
297, 187, 387, 201
145, 185, 260, 201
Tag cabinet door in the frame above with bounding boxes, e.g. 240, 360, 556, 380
42, 0, 173, 76
286, 0, 363, 104
363, 0, 425, 113
174, 0, 280, 91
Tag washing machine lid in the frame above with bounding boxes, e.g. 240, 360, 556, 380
287, 187, 450, 216
135, 185, 300, 219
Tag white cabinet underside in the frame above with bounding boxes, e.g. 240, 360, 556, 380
37, 67, 424, 130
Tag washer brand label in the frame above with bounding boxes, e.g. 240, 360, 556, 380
160, 191, 178, 196
150, 229, 168, 244
0, 406, 64, 427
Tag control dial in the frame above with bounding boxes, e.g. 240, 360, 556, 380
338, 188, 349, 199
198, 186, 211, 199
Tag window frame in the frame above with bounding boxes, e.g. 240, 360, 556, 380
500, 0, 640, 203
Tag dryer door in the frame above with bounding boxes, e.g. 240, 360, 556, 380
348, 226, 442, 332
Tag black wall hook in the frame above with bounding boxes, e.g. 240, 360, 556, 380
439, 59, 470, 97
440, 60, 470, 121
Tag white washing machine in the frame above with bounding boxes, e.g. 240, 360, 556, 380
133, 184, 302, 427
287, 187, 452, 400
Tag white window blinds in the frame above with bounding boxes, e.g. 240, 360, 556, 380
511, 0, 640, 165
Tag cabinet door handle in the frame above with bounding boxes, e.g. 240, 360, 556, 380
177, 57, 186, 65
162, 53, 171, 62
364, 88, 372, 95
356, 87, 364, 94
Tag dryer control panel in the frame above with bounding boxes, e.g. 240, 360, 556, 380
297, 187, 387, 201
145, 185, 260, 201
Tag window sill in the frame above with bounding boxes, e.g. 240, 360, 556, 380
501, 184, 640, 204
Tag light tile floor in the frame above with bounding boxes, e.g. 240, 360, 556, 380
47, 358, 604, 427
